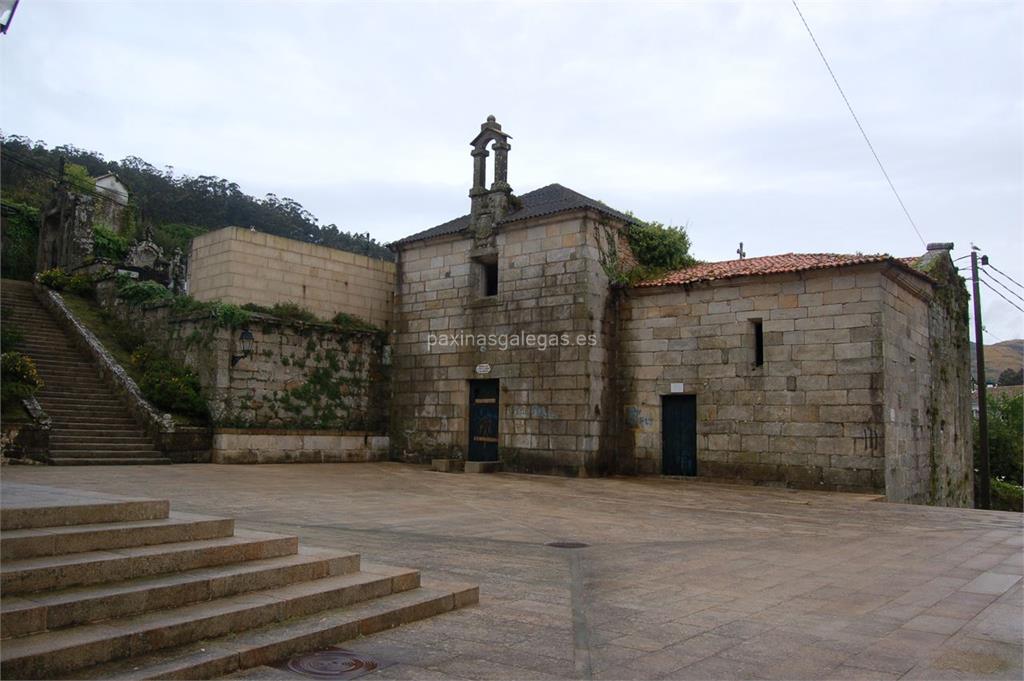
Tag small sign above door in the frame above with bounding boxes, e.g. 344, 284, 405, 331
670, 382, 685, 393
475, 363, 492, 375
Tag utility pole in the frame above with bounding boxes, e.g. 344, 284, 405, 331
971, 248, 991, 510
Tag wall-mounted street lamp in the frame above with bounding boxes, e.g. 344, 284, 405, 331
231, 328, 255, 367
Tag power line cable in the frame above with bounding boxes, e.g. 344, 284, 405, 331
791, 0, 926, 248
984, 262, 1024, 291
980, 270, 1024, 305
979, 279, 1024, 314
2, 152, 126, 207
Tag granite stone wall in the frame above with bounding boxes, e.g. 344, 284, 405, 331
390, 211, 624, 476
618, 266, 890, 493
880, 261, 973, 506
189, 226, 395, 329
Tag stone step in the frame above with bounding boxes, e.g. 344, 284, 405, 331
44, 409, 132, 419
0, 494, 169, 532
0, 564, 425, 679
50, 435, 150, 445
48, 438, 157, 448
0, 547, 361, 638
0, 512, 235, 561
44, 406, 130, 415
48, 451, 161, 460
37, 393, 121, 403
41, 393, 122, 402
48, 457, 173, 466
1, 530, 298, 595
14, 343, 78, 353
49, 421, 142, 431
73, 581, 479, 680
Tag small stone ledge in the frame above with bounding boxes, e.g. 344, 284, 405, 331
431, 458, 464, 473
464, 461, 502, 474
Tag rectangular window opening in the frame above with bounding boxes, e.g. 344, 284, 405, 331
483, 261, 498, 297
752, 319, 764, 367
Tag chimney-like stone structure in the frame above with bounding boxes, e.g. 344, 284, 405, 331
468, 115, 513, 240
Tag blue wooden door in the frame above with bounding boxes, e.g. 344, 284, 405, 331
468, 380, 499, 461
662, 395, 697, 476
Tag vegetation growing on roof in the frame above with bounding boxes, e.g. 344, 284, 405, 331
598, 214, 698, 285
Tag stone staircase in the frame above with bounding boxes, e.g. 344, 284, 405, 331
1, 279, 169, 465
0, 483, 477, 679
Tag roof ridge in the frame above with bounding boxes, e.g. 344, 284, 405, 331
634, 251, 924, 288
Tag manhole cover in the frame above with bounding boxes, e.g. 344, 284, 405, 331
546, 541, 589, 549
280, 649, 381, 679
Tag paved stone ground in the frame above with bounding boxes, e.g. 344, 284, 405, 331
3, 463, 1021, 680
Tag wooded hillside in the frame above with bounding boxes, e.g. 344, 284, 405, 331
0, 134, 393, 262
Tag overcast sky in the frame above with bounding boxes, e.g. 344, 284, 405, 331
2, 1, 1022, 340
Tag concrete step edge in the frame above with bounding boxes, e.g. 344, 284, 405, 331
0, 513, 236, 561
0, 547, 361, 637
0, 530, 299, 595
0, 568, 427, 679
66, 580, 477, 680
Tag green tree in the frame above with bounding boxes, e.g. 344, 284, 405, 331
976, 392, 1024, 485
63, 163, 95, 195
997, 367, 1023, 386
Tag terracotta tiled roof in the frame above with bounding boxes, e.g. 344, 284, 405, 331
635, 252, 928, 288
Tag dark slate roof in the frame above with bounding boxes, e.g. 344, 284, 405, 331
390, 183, 639, 247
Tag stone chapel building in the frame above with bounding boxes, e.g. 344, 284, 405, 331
389, 117, 973, 506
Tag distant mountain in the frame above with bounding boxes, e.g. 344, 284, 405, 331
970, 339, 1024, 384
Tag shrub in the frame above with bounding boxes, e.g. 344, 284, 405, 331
329, 311, 379, 332
0, 201, 40, 281
171, 297, 251, 327
152, 223, 206, 253
130, 344, 208, 419
625, 220, 696, 271
992, 478, 1023, 513
242, 301, 319, 324
37, 267, 93, 295
1, 351, 43, 404
92, 224, 131, 261
115, 278, 173, 305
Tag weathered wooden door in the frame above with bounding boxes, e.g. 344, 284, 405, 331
468, 379, 499, 461
662, 395, 697, 476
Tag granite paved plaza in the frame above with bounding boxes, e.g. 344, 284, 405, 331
3, 463, 1021, 680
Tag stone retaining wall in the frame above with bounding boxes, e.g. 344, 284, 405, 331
211, 429, 389, 464
189, 227, 395, 329
95, 279, 389, 431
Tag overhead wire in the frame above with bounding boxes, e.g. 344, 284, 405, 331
983, 262, 1024, 292
791, 0, 927, 248
2, 151, 126, 207
979, 279, 1024, 314
980, 270, 1024, 305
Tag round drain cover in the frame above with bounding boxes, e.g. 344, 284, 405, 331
546, 541, 589, 549
285, 649, 379, 679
